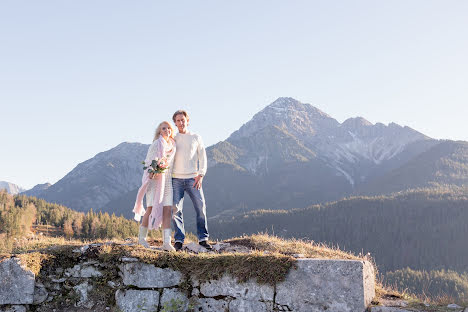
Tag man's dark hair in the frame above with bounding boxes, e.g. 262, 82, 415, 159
172, 110, 190, 123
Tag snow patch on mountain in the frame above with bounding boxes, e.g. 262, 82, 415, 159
334, 166, 355, 186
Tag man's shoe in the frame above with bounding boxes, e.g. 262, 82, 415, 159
174, 242, 183, 251
199, 241, 212, 250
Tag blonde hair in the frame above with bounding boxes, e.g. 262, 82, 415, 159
153, 121, 175, 142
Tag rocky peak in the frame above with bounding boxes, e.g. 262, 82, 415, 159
22, 182, 52, 197
228, 97, 339, 141
0, 181, 26, 195
341, 117, 373, 128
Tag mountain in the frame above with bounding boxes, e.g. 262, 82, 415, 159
33, 97, 467, 223
359, 140, 468, 195
202, 97, 438, 218
0, 181, 26, 195
215, 97, 432, 186
37, 142, 148, 213
22, 183, 52, 197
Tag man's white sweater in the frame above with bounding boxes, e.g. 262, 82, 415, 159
172, 131, 207, 179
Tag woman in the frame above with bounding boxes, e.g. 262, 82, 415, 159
133, 121, 176, 251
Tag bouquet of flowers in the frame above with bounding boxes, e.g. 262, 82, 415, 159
142, 157, 170, 175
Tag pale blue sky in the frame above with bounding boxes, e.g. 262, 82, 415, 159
1, 1, 467, 189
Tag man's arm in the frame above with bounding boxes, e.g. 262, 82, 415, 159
193, 135, 207, 190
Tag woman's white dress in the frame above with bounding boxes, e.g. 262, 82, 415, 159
133, 136, 176, 230
145, 139, 174, 207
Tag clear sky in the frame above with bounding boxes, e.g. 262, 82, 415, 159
1, 1, 467, 189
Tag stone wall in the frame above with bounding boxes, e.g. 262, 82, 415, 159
0, 251, 375, 312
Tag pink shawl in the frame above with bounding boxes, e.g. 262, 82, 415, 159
133, 137, 175, 230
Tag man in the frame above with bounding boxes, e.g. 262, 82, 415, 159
171, 110, 211, 251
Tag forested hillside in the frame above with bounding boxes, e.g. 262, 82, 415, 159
0, 190, 139, 252
210, 186, 468, 273
384, 268, 468, 302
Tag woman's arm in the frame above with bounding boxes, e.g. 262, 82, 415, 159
144, 139, 164, 165
165, 139, 177, 165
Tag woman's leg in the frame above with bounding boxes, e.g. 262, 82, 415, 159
138, 206, 152, 247
141, 206, 153, 228
162, 206, 171, 229
162, 205, 175, 251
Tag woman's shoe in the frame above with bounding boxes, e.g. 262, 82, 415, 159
138, 225, 150, 248
162, 228, 176, 251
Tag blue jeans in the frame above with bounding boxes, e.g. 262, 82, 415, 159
172, 178, 209, 243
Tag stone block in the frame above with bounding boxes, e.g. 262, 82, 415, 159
160, 288, 189, 311
115, 289, 160, 312
230, 298, 273, 312
200, 274, 274, 301
194, 298, 229, 311
275, 259, 375, 312
121, 262, 182, 288
0, 258, 35, 304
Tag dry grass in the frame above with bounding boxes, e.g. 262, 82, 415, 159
1, 232, 367, 287
96, 244, 296, 285
225, 233, 364, 260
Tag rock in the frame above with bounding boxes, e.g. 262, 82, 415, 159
293, 253, 305, 258
185, 242, 208, 253
115, 289, 160, 312
200, 274, 274, 301
230, 298, 273, 312
51, 277, 67, 283
121, 257, 139, 262
448, 303, 463, 309
160, 288, 189, 311
33, 285, 49, 304
275, 259, 375, 312
73, 281, 93, 308
370, 308, 412, 312
73, 245, 89, 253
0, 258, 35, 304
378, 298, 408, 307
107, 281, 117, 288
50, 283, 61, 291
80, 265, 102, 278
194, 298, 229, 311
63, 263, 101, 278
121, 262, 182, 288
65, 264, 81, 277
0, 305, 27, 312
212, 242, 230, 252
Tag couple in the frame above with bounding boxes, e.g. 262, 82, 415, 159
132, 110, 211, 251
